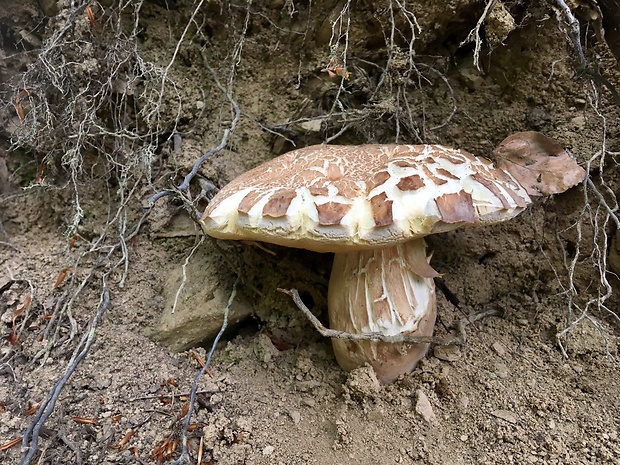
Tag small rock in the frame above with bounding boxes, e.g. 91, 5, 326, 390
494, 362, 509, 379
289, 410, 301, 425
486, 1, 516, 46
491, 409, 518, 424
458, 66, 484, 90
263, 445, 275, 456
343, 365, 381, 401
433, 345, 462, 362
525, 106, 551, 130
491, 341, 506, 356
147, 248, 254, 352
415, 389, 436, 423
570, 115, 586, 129
0, 309, 13, 324
299, 119, 322, 132
93, 373, 112, 390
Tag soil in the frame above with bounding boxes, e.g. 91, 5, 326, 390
1, 1, 620, 464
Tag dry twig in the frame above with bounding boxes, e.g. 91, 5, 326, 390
279, 288, 500, 346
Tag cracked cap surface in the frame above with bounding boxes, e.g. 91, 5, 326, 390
200, 144, 531, 253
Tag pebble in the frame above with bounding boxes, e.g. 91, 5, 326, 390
570, 115, 586, 129
289, 410, 301, 425
415, 389, 436, 423
492, 341, 506, 356
494, 362, 509, 379
433, 345, 462, 362
491, 409, 518, 424
263, 445, 275, 456
299, 120, 322, 132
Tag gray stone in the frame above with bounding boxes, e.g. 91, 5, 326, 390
433, 345, 462, 362
415, 389, 436, 423
146, 244, 253, 352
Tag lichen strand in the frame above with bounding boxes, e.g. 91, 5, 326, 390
327, 239, 437, 383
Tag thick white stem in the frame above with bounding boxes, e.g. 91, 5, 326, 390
328, 239, 437, 383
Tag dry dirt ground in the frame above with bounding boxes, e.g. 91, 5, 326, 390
1, 1, 620, 464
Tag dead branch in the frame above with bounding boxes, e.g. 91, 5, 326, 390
551, 0, 620, 106
460, 0, 497, 70
278, 288, 501, 346
171, 276, 240, 465
20, 275, 111, 465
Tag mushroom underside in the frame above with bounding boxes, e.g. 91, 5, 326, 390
327, 239, 437, 384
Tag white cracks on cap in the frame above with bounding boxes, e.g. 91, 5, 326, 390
201, 144, 531, 252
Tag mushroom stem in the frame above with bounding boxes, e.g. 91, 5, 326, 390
327, 239, 437, 383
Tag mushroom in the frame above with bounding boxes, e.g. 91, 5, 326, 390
200, 143, 539, 383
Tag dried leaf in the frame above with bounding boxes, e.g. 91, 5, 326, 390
36, 158, 45, 183
12, 294, 31, 326
16, 104, 25, 124
158, 395, 173, 405
187, 423, 198, 432
72, 416, 98, 425
262, 328, 293, 351
0, 436, 22, 452
188, 350, 206, 367
69, 234, 79, 251
197, 437, 204, 465
117, 429, 135, 447
54, 268, 74, 288
15, 89, 29, 124
86, 6, 96, 27
176, 402, 190, 421
493, 131, 586, 196
25, 402, 40, 416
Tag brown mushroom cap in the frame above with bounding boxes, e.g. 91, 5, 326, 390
201, 144, 531, 250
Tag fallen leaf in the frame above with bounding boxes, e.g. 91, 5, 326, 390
54, 268, 74, 288
493, 131, 586, 196
71, 416, 98, 425
0, 436, 22, 452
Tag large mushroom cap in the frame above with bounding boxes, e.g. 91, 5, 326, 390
201, 144, 531, 251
